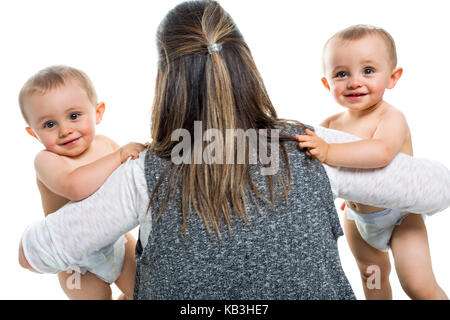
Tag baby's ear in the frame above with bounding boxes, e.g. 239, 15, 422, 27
95, 102, 105, 125
387, 67, 403, 89
25, 127, 37, 139
321, 77, 330, 90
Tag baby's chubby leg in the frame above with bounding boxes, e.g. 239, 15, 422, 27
114, 232, 137, 300
390, 214, 447, 300
58, 270, 112, 300
58, 232, 137, 300
343, 211, 392, 299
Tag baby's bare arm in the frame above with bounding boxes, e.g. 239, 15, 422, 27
328, 107, 407, 167
35, 150, 122, 201
35, 142, 146, 202
297, 107, 408, 168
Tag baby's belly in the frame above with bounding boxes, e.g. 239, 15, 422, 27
346, 201, 385, 214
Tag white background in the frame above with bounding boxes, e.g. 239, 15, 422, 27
1, 0, 449, 300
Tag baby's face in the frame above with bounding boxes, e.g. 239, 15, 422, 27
24, 80, 99, 157
322, 35, 395, 111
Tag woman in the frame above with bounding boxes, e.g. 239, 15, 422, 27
19, 0, 450, 299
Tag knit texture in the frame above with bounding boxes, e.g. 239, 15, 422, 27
134, 123, 355, 300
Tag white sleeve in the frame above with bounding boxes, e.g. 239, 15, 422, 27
314, 126, 450, 215
21, 151, 150, 274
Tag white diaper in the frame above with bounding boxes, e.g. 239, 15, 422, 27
346, 205, 412, 252
70, 235, 128, 283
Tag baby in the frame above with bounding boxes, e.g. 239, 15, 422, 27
19, 65, 146, 300
296, 25, 447, 299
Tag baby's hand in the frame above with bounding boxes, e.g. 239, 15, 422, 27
295, 129, 329, 163
119, 142, 149, 163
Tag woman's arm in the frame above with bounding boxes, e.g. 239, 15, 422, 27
19, 150, 150, 274
314, 126, 450, 215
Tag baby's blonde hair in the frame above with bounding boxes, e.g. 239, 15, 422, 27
19, 65, 98, 124
322, 24, 398, 73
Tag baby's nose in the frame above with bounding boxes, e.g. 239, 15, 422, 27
347, 76, 362, 89
59, 125, 74, 137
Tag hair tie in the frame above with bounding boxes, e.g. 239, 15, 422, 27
208, 43, 222, 54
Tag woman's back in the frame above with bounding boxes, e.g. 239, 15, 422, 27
134, 123, 355, 299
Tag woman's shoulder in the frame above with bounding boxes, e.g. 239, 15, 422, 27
269, 121, 329, 188
275, 120, 313, 137
143, 147, 172, 180
274, 120, 314, 155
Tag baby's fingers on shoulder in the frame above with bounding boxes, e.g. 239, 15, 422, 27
128, 150, 138, 158
137, 144, 147, 151
134, 141, 147, 147
295, 134, 311, 142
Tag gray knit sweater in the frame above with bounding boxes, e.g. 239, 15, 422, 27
134, 123, 355, 300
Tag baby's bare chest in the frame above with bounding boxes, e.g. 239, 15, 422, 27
330, 115, 413, 155
66, 138, 116, 168
329, 117, 378, 139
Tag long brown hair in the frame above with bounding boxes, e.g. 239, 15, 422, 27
150, 0, 301, 236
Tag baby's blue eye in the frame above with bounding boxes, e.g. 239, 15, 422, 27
336, 71, 349, 78
70, 113, 80, 120
364, 68, 375, 75
44, 121, 55, 129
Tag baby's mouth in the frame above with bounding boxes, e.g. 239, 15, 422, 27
61, 137, 80, 146
345, 93, 367, 97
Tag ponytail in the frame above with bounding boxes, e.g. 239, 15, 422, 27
150, 0, 296, 237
